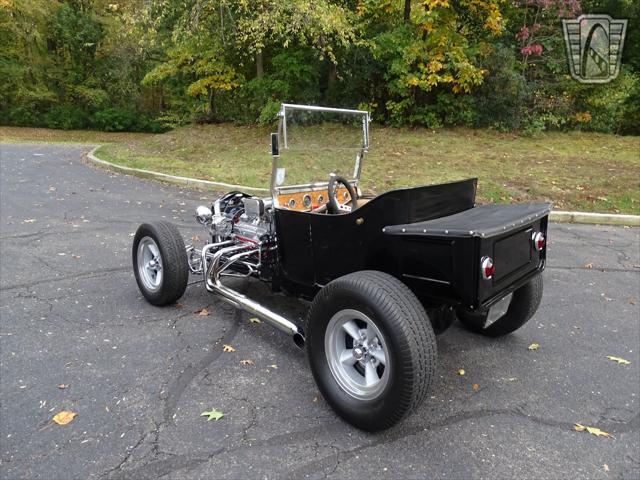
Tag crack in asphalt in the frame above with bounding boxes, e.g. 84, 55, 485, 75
283, 408, 640, 480
97, 404, 640, 480
0, 266, 130, 292
0, 224, 115, 242
96, 284, 247, 479
547, 265, 639, 273
160, 310, 241, 424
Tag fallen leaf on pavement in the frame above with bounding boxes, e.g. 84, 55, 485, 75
269, 364, 278, 369
606, 356, 631, 365
528, 343, 540, 351
249, 317, 261, 324
195, 308, 210, 316
71, 255, 82, 259
201, 409, 224, 421
223, 344, 235, 352
457, 368, 465, 376
472, 383, 479, 392
191, 235, 200, 241
603, 464, 609, 472
175, 302, 184, 309
584, 263, 594, 269
573, 423, 612, 438
58, 384, 69, 389
312, 395, 319, 403
52, 411, 76, 425
240, 359, 255, 366
23, 219, 36, 223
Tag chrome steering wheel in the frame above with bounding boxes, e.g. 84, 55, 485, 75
327, 175, 358, 214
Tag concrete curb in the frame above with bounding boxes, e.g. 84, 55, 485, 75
86, 146, 269, 195
87, 147, 639, 227
549, 210, 639, 226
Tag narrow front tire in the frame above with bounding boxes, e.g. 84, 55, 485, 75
132, 222, 189, 306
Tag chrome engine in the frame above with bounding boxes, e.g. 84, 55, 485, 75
196, 192, 273, 244
188, 192, 305, 348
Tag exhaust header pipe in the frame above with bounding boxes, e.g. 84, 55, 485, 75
201, 243, 305, 349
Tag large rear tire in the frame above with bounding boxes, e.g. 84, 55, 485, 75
306, 271, 437, 432
132, 222, 189, 306
457, 275, 543, 337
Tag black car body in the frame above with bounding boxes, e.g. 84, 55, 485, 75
132, 104, 550, 431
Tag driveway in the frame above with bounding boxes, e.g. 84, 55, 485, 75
1, 143, 638, 479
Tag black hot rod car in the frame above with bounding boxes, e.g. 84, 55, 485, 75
132, 104, 550, 431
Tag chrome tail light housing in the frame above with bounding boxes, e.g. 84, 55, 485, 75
481, 256, 495, 280
532, 231, 546, 251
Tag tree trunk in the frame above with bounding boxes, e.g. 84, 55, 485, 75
328, 62, 337, 90
404, 0, 411, 22
256, 51, 264, 78
209, 89, 216, 120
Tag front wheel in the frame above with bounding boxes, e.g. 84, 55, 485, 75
132, 222, 189, 306
307, 271, 437, 432
457, 275, 543, 337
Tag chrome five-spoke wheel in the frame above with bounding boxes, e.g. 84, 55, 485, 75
137, 236, 163, 291
325, 309, 389, 400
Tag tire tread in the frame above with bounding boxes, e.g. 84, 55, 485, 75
308, 270, 437, 431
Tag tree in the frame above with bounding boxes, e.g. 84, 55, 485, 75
142, 0, 357, 121
357, 0, 504, 125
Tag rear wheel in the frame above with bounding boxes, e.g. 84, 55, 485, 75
457, 275, 543, 337
132, 222, 189, 306
307, 271, 437, 432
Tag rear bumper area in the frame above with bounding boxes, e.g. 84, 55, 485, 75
479, 262, 544, 310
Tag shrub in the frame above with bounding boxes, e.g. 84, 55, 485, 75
575, 70, 640, 135
90, 108, 164, 132
43, 105, 89, 130
4, 106, 41, 127
436, 94, 477, 127
474, 45, 528, 130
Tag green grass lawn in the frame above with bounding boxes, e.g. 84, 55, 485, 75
0, 126, 149, 144
2, 124, 638, 214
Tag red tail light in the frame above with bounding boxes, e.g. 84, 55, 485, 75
532, 232, 545, 251
481, 256, 494, 280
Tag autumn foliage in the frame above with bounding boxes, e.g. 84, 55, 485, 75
0, 0, 638, 133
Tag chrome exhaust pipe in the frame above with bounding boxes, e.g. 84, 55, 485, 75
201, 243, 306, 349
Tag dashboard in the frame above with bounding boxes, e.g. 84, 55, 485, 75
277, 187, 350, 212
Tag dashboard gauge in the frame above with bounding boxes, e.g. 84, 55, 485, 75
317, 194, 324, 203
288, 198, 297, 208
343, 191, 349, 200
303, 194, 312, 208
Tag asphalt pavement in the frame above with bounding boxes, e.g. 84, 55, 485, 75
0, 143, 638, 480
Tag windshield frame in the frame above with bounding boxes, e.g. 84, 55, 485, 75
270, 104, 371, 201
